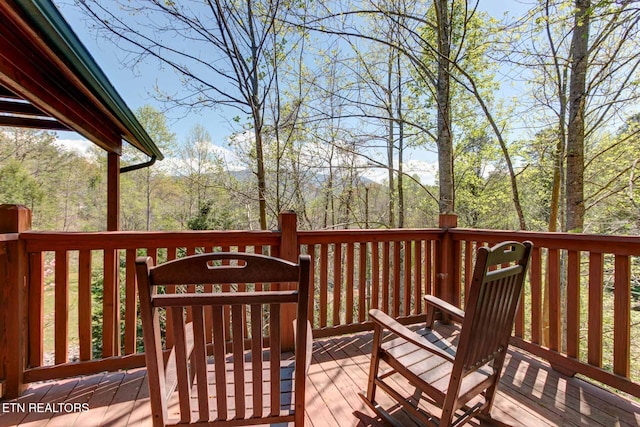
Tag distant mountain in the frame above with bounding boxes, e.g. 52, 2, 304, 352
361, 159, 437, 186
56, 136, 439, 185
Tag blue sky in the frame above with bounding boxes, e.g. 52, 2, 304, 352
54, 1, 530, 162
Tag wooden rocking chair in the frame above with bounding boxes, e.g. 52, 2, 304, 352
361, 241, 533, 427
136, 252, 312, 427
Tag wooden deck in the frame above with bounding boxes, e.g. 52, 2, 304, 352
1, 330, 640, 427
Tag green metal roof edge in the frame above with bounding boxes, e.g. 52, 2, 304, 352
13, 0, 164, 160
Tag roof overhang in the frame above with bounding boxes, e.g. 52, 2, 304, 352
0, 0, 163, 160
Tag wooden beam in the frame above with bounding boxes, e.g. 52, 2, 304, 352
0, 85, 19, 99
0, 99, 48, 116
0, 116, 70, 131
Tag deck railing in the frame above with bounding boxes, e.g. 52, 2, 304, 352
1, 205, 638, 401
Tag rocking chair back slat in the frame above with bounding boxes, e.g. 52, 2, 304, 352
459, 243, 530, 373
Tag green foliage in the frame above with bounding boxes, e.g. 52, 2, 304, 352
187, 201, 235, 230
0, 160, 44, 208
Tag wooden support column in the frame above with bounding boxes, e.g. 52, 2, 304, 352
104, 151, 120, 356
107, 151, 120, 232
436, 214, 457, 305
0, 205, 31, 398
278, 211, 298, 351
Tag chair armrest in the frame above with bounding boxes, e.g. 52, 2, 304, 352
424, 295, 465, 324
369, 309, 455, 363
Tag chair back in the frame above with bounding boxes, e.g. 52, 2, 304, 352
136, 252, 311, 427
457, 241, 532, 373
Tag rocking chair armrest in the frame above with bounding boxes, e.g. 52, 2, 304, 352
369, 309, 455, 363
424, 295, 465, 324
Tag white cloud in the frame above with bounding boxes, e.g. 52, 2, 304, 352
161, 142, 245, 174
55, 138, 92, 157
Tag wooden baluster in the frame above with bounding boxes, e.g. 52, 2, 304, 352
358, 242, 367, 322
102, 249, 119, 357
270, 303, 281, 416
78, 250, 92, 361
413, 240, 422, 315
320, 244, 328, 328
124, 248, 137, 355
333, 243, 342, 326
29, 252, 44, 367
393, 240, 401, 318
403, 240, 411, 316
55, 250, 69, 364
221, 246, 231, 342
424, 240, 432, 297
171, 306, 192, 423
308, 245, 316, 326
232, 304, 246, 418
566, 250, 580, 358
614, 254, 630, 377
346, 243, 354, 325
382, 242, 390, 314
588, 252, 603, 367
192, 305, 209, 421
530, 247, 542, 344
452, 239, 462, 308
547, 248, 561, 352
212, 305, 227, 419
250, 304, 263, 417
165, 247, 177, 349
372, 242, 380, 310
464, 241, 473, 308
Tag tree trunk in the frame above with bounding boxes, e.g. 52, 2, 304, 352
566, 0, 590, 232
545, 0, 568, 233
254, 121, 268, 230
397, 54, 405, 228
387, 47, 396, 227
435, 0, 454, 214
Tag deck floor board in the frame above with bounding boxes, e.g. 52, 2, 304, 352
1, 330, 639, 427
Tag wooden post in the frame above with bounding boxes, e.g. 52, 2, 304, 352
104, 152, 120, 356
278, 211, 298, 351
107, 151, 120, 232
436, 214, 457, 305
0, 204, 31, 397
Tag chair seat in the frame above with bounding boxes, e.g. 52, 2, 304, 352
380, 329, 493, 407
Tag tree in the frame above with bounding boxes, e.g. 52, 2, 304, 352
501, 0, 640, 232
76, 0, 300, 229
177, 125, 218, 227
119, 105, 175, 230
434, 0, 454, 214
0, 160, 43, 209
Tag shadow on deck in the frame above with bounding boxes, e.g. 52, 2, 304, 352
1, 330, 640, 427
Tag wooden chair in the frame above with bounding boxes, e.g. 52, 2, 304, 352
361, 241, 533, 427
136, 252, 312, 427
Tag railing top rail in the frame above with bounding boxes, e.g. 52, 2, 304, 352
298, 228, 444, 244
17, 226, 640, 254
450, 228, 640, 255
20, 230, 281, 252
